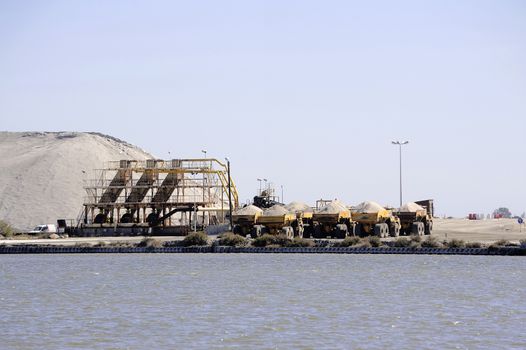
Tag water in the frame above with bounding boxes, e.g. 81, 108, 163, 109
1, 254, 525, 349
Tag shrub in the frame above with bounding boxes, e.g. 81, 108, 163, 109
490, 239, 511, 248
409, 241, 421, 249
138, 238, 163, 248
421, 236, 442, 248
181, 232, 209, 247
358, 240, 372, 248
252, 234, 291, 247
338, 236, 361, 247
367, 236, 382, 247
217, 233, 247, 247
410, 235, 422, 243
394, 237, 411, 247
465, 242, 483, 248
286, 238, 315, 247
0, 220, 14, 237
446, 239, 465, 248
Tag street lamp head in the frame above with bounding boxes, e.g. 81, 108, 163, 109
257, 178, 262, 181
224, 157, 229, 162
402, 141, 409, 145
392, 141, 400, 145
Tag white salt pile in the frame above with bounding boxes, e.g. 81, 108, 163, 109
353, 201, 385, 213
263, 204, 290, 216
399, 202, 425, 212
233, 205, 263, 216
316, 200, 349, 214
285, 201, 313, 213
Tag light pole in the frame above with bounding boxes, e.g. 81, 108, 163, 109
225, 157, 233, 230
391, 140, 409, 207
281, 185, 284, 204
257, 178, 262, 195
201, 149, 207, 158
201, 150, 207, 226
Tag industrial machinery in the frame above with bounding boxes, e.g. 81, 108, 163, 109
79, 158, 238, 236
232, 205, 263, 237
351, 201, 401, 238
253, 204, 302, 238
312, 201, 355, 239
395, 200, 433, 236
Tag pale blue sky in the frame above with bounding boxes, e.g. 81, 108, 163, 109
1, 0, 525, 217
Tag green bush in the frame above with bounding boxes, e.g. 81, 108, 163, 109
0, 220, 14, 237
286, 238, 315, 247
138, 238, 163, 248
338, 236, 361, 247
393, 237, 411, 247
421, 236, 442, 248
181, 232, 209, 247
446, 239, 465, 248
465, 242, 483, 248
367, 236, 382, 247
217, 233, 247, 247
490, 239, 510, 248
410, 234, 422, 243
252, 234, 291, 247
409, 241, 421, 249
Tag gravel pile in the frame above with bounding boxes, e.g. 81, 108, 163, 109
353, 201, 385, 213
285, 201, 313, 213
316, 201, 349, 214
399, 202, 425, 212
233, 205, 263, 216
263, 205, 290, 216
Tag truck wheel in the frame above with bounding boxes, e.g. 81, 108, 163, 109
282, 226, 294, 239
374, 224, 383, 237
413, 222, 425, 236
411, 222, 421, 236
313, 224, 322, 239
382, 223, 389, 238
295, 225, 304, 239
251, 225, 263, 239
335, 224, 348, 239
389, 223, 400, 237
303, 224, 311, 238
425, 221, 433, 235
233, 225, 243, 235
355, 223, 364, 237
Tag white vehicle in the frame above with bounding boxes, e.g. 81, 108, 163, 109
29, 224, 57, 234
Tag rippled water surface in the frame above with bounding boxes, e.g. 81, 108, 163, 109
1, 254, 525, 349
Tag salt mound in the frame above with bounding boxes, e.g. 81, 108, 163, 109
263, 204, 290, 216
0, 132, 153, 230
233, 205, 263, 216
316, 201, 349, 214
399, 202, 424, 212
285, 201, 313, 213
354, 201, 385, 213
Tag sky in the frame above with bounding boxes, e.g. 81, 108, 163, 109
1, 0, 525, 217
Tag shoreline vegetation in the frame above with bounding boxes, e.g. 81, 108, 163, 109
1, 232, 525, 256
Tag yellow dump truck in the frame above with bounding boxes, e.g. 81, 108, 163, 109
311, 201, 355, 239
351, 201, 401, 238
395, 200, 433, 236
232, 205, 263, 237
285, 202, 314, 238
252, 205, 303, 238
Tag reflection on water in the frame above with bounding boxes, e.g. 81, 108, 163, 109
1, 254, 525, 349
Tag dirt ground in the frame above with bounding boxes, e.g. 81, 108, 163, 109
433, 218, 526, 243
2, 218, 525, 246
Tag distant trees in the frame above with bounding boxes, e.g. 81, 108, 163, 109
493, 207, 512, 219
